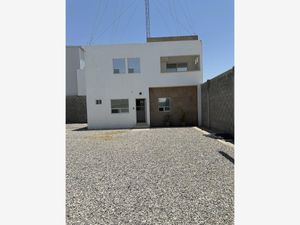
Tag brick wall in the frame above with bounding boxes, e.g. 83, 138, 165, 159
149, 86, 198, 127
66, 96, 87, 123
201, 68, 234, 135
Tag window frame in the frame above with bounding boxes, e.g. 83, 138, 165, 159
158, 97, 171, 112
110, 99, 129, 114
127, 57, 141, 74
166, 62, 188, 72
112, 58, 126, 74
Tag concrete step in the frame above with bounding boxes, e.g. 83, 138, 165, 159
134, 123, 149, 128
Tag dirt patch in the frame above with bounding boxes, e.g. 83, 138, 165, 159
85, 131, 127, 141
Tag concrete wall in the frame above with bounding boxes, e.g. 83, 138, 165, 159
66, 47, 80, 96
66, 96, 87, 123
84, 40, 203, 129
149, 86, 198, 127
66, 46, 87, 123
77, 69, 86, 96
66, 46, 86, 96
201, 68, 234, 135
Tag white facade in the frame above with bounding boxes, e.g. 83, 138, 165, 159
84, 39, 203, 129
66, 46, 86, 96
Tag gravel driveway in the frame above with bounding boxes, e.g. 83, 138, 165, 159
66, 124, 234, 225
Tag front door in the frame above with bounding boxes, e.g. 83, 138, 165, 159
136, 99, 146, 123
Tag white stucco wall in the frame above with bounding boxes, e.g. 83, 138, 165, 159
66, 46, 86, 96
84, 40, 203, 129
77, 69, 86, 96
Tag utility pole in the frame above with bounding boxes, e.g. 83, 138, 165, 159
144, 0, 151, 39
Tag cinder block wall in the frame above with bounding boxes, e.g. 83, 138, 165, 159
201, 68, 234, 135
66, 96, 87, 123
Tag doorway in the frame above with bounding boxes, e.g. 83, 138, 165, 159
136, 99, 146, 123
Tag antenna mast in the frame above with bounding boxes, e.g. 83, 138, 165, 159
144, 0, 151, 38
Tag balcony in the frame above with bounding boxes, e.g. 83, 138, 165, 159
160, 55, 200, 73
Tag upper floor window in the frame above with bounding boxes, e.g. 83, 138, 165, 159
127, 58, 141, 73
166, 63, 188, 72
113, 58, 126, 74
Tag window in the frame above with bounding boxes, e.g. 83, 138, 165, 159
80, 59, 85, 69
113, 58, 126, 74
166, 63, 188, 72
127, 58, 140, 73
177, 63, 188, 72
111, 99, 129, 113
96, 99, 102, 104
158, 97, 170, 112
166, 63, 177, 72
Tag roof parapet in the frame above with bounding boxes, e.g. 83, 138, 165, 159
147, 35, 198, 43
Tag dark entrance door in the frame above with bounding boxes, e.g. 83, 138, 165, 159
136, 99, 146, 123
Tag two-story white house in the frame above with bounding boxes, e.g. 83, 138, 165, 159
83, 35, 203, 129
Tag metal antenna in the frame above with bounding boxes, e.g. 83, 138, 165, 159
144, 0, 151, 38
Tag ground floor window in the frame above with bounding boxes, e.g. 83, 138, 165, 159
158, 97, 170, 112
111, 99, 129, 113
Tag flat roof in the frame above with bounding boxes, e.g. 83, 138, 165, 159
147, 35, 198, 42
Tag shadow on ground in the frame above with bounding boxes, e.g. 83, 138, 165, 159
218, 151, 234, 164
203, 133, 234, 144
72, 126, 196, 132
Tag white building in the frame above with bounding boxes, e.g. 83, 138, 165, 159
66, 46, 87, 123
83, 36, 203, 129
66, 46, 86, 96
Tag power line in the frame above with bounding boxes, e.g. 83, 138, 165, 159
166, 0, 180, 34
109, 0, 119, 41
89, 0, 110, 44
118, 1, 140, 41
88, 0, 103, 45
178, 0, 196, 34
92, 0, 138, 43
152, 0, 172, 35
171, 0, 192, 34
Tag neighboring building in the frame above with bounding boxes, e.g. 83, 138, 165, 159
66, 46, 86, 96
83, 35, 203, 129
66, 46, 87, 123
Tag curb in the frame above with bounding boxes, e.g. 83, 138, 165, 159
193, 127, 234, 149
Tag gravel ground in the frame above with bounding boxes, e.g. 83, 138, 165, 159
66, 124, 234, 225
